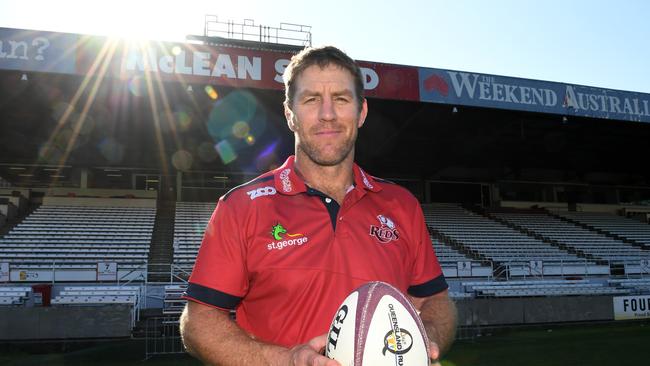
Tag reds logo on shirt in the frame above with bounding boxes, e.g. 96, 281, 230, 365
369, 214, 400, 243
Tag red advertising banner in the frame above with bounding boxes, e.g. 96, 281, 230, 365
72, 33, 420, 101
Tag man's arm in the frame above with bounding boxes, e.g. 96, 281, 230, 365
409, 289, 458, 360
180, 301, 340, 366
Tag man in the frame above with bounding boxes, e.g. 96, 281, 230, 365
180, 46, 457, 366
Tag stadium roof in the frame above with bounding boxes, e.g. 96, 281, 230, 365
2, 27, 650, 187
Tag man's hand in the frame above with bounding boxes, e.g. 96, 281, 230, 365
182, 302, 340, 366
428, 340, 440, 361
409, 290, 458, 359
283, 334, 341, 366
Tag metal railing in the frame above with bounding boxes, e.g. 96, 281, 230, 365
203, 15, 311, 47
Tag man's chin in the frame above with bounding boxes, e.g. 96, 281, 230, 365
305, 152, 351, 167
297, 142, 355, 167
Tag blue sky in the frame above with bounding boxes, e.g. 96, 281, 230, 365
1, 0, 649, 93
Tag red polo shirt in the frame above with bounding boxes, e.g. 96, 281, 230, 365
184, 156, 447, 347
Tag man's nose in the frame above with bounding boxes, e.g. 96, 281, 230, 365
318, 97, 335, 121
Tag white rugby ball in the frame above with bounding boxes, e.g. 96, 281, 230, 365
325, 281, 430, 366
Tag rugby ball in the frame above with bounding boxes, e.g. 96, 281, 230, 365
325, 281, 430, 366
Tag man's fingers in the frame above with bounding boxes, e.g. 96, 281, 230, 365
309, 353, 340, 366
289, 338, 341, 366
307, 334, 329, 352
429, 341, 440, 361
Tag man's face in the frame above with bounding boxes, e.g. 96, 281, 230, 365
285, 64, 367, 167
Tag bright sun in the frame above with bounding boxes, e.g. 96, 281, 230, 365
77, 2, 199, 42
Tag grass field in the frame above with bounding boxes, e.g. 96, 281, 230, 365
444, 321, 649, 366
1, 321, 648, 366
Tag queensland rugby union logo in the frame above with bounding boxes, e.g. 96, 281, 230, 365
383, 328, 414, 355
382, 303, 413, 355
370, 214, 399, 243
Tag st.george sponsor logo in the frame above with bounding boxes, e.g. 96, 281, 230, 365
246, 186, 276, 200
370, 214, 399, 243
382, 303, 414, 364
267, 223, 309, 251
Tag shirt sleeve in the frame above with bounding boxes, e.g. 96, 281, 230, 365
407, 203, 448, 297
183, 198, 249, 309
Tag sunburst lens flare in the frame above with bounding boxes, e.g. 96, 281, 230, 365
98, 138, 125, 164
232, 121, 250, 139
51, 102, 75, 122
245, 134, 255, 145
204, 85, 218, 100
176, 110, 192, 132
214, 140, 237, 164
171, 150, 193, 171
128, 76, 144, 96
197, 141, 218, 162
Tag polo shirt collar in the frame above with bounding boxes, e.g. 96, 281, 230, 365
273, 156, 382, 195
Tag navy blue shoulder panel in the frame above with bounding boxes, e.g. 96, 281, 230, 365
222, 175, 274, 201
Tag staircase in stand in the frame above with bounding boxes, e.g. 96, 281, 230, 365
0, 203, 40, 238
148, 201, 176, 282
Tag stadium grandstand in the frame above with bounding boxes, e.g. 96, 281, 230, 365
1, 15, 650, 359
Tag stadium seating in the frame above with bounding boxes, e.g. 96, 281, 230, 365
421, 204, 602, 276
431, 236, 492, 277
557, 211, 650, 246
492, 211, 649, 264
0, 286, 31, 305
51, 285, 142, 327
461, 279, 630, 298
608, 278, 650, 294
0, 204, 155, 281
163, 284, 188, 316
172, 202, 214, 267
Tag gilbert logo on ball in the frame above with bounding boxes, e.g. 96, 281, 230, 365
325, 281, 430, 366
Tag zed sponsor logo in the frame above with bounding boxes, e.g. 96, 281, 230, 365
247, 186, 277, 200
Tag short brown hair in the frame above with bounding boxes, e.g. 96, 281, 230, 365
283, 46, 364, 109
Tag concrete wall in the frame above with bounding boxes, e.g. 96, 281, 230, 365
456, 296, 614, 326
0, 305, 133, 340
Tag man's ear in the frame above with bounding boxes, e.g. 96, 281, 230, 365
284, 102, 297, 131
357, 98, 368, 128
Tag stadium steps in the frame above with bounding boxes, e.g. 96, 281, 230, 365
147, 201, 176, 282
0, 203, 40, 238
428, 227, 489, 263
131, 308, 165, 338
468, 205, 599, 264
548, 211, 650, 251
